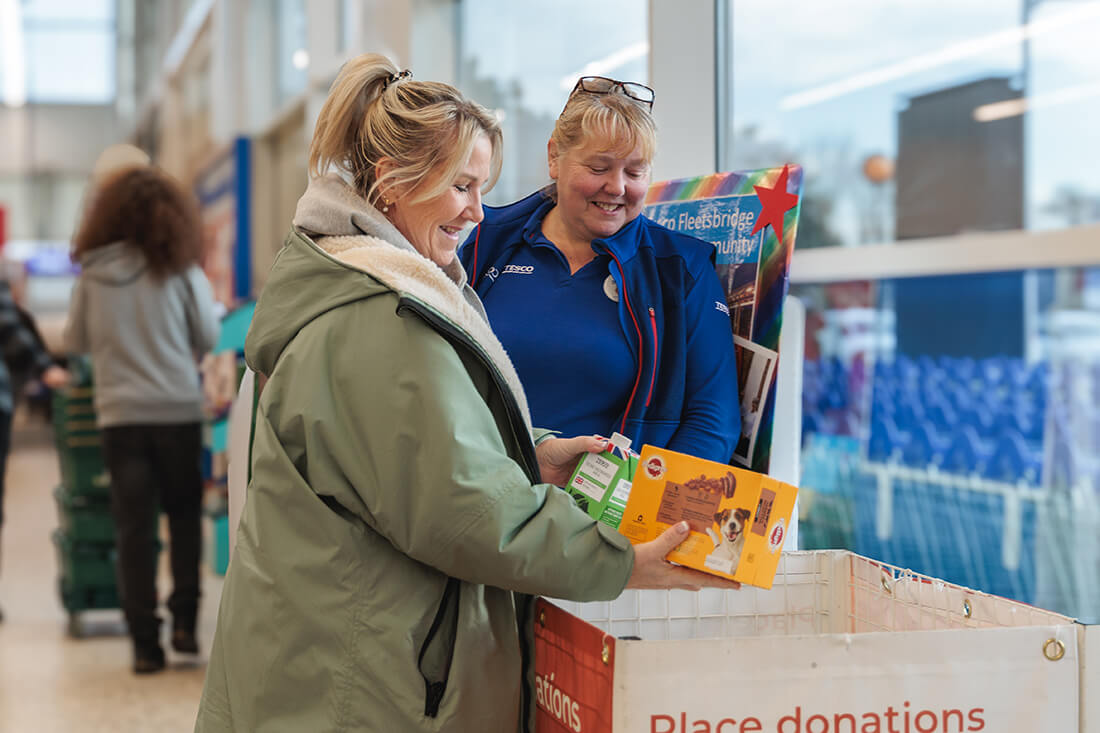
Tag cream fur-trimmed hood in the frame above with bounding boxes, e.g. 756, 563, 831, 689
250, 172, 533, 433
317, 233, 533, 433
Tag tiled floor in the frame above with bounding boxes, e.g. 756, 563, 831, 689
0, 418, 223, 732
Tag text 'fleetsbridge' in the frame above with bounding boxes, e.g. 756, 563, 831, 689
650, 703, 986, 732
654, 210, 756, 235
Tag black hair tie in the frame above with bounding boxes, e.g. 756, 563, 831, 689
382, 69, 413, 90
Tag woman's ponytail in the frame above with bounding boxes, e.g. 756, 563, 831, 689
308, 53, 397, 195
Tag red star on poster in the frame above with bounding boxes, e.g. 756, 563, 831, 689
750, 164, 798, 243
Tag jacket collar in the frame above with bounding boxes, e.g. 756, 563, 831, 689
317, 234, 532, 433
519, 195, 645, 264
294, 173, 475, 288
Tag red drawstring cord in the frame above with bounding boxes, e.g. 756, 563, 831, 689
646, 307, 657, 407
608, 251, 644, 435
470, 224, 481, 284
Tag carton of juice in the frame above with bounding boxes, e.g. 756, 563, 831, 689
617, 445, 798, 589
565, 432, 638, 529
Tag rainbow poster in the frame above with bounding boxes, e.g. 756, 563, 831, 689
644, 164, 804, 472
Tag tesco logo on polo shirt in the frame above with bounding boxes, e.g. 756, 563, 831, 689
503, 264, 535, 275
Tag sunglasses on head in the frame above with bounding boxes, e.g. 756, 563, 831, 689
568, 76, 655, 110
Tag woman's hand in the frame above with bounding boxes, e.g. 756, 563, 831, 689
41, 365, 71, 389
536, 435, 608, 486
626, 522, 741, 591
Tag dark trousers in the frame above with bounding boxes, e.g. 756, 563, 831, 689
0, 408, 10, 529
0, 409, 10, 585
101, 423, 203, 645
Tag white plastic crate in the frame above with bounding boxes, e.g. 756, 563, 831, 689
539, 550, 1096, 733
553, 549, 1071, 639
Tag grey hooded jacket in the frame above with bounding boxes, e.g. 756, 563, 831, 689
63, 242, 220, 426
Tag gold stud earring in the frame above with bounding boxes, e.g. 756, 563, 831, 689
380, 197, 392, 214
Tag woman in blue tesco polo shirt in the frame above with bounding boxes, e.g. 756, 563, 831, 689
460, 77, 739, 462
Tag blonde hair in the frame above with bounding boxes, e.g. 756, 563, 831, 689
309, 53, 503, 207
550, 91, 657, 166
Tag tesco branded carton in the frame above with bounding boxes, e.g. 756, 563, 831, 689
616, 445, 798, 589
565, 432, 638, 528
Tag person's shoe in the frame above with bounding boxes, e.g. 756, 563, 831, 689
170, 628, 199, 654
133, 643, 166, 674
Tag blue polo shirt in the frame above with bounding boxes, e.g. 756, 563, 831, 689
480, 232, 635, 439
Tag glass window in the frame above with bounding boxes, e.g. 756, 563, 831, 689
24, 27, 115, 103
727, 1, 1100, 623
457, 0, 648, 204
724, 1, 1100, 249
22, 0, 113, 23
18, 0, 116, 103
339, 0, 355, 54
243, 0, 306, 126
792, 264, 1100, 622
275, 0, 308, 107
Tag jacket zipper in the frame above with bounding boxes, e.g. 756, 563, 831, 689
517, 593, 535, 733
646, 307, 657, 407
417, 577, 461, 717
396, 297, 540, 729
606, 252, 644, 435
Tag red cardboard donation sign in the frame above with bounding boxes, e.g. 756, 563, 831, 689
534, 599, 615, 733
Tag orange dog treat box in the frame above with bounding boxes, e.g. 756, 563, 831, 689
618, 445, 798, 589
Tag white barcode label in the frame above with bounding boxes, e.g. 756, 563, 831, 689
580, 454, 618, 485
610, 478, 632, 505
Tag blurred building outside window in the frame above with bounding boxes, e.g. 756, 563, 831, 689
724, 0, 1100, 251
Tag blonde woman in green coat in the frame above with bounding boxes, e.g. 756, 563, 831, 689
195, 53, 732, 733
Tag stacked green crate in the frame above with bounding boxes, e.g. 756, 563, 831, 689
52, 385, 110, 496
51, 373, 119, 627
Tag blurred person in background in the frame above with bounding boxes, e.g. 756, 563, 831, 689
460, 76, 740, 463
0, 279, 70, 623
195, 52, 732, 733
64, 165, 220, 674
11, 302, 59, 422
